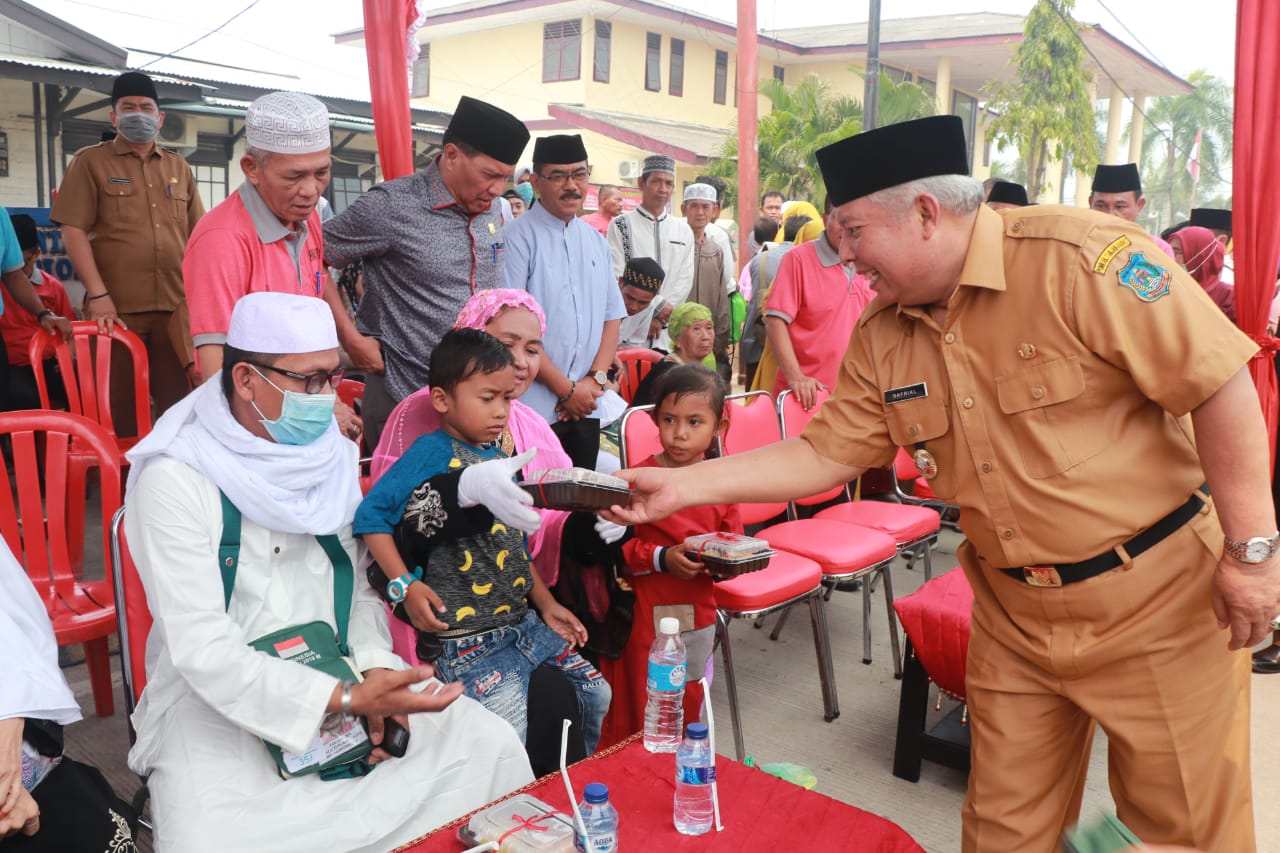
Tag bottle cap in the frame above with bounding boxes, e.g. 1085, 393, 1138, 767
583, 782, 610, 803
659, 616, 680, 635
686, 722, 709, 740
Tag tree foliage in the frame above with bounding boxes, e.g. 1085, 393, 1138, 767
707, 71, 935, 203
983, 0, 1095, 201
1138, 69, 1233, 226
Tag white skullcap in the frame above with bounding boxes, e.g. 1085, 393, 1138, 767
245, 92, 331, 155
227, 292, 338, 353
683, 183, 717, 203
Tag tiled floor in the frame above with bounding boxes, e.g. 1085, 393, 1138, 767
59, 529, 1280, 852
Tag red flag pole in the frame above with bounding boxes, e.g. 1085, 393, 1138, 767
361, 0, 416, 181
735, 0, 758, 276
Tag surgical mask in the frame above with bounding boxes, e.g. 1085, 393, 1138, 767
116, 112, 160, 144
250, 368, 336, 445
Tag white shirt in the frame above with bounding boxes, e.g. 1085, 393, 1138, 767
607, 206, 695, 311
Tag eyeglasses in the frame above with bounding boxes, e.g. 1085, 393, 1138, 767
250, 362, 345, 394
538, 166, 592, 184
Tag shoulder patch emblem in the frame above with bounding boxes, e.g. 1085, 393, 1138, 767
1117, 252, 1171, 303
1093, 235, 1132, 274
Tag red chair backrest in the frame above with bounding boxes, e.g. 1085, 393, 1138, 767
110, 508, 151, 709
721, 391, 788, 525
776, 388, 845, 507
618, 404, 661, 467
616, 348, 663, 403
893, 447, 917, 481
29, 323, 151, 440
0, 411, 122, 607
336, 378, 365, 413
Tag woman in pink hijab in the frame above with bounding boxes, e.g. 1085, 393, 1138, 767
1170, 225, 1234, 322
372, 290, 580, 665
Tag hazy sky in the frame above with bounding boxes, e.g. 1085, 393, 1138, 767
39, 0, 1236, 98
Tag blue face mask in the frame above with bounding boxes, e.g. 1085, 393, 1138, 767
250, 367, 336, 445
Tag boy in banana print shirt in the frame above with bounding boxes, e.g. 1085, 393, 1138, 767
355, 329, 611, 752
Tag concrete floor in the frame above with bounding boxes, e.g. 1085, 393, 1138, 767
58, 529, 1280, 852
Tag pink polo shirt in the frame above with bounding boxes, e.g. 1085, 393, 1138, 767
764, 236, 874, 393
184, 183, 326, 346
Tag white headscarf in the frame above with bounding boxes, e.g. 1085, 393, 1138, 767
126, 375, 361, 536
1, 543, 81, 723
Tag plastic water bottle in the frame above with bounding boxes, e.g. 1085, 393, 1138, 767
573, 782, 619, 853
674, 722, 715, 835
643, 616, 687, 753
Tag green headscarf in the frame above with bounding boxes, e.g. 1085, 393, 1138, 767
667, 302, 716, 368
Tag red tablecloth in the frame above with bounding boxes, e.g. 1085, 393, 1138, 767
395, 735, 924, 852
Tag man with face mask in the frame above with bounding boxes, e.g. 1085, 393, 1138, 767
324, 96, 530, 451
52, 71, 204, 433
123, 292, 533, 852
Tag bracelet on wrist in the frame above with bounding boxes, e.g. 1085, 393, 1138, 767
558, 380, 576, 404
340, 680, 355, 716
88, 292, 112, 302
36, 309, 54, 323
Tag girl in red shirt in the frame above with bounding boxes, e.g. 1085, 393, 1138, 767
597, 364, 742, 748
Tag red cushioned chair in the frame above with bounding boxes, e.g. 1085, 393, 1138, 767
616, 394, 837, 760
1, 411, 121, 716
336, 378, 373, 494
724, 390, 903, 675
891, 567, 973, 781
771, 391, 941, 585
615, 348, 663, 404
617, 403, 662, 467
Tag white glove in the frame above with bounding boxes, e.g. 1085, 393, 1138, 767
594, 515, 627, 544
457, 448, 541, 533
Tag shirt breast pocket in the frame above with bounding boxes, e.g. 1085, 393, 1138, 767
995, 355, 1098, 478
169, 189, 191, 223
884, 398, 956, 498
104, 182, 138, 223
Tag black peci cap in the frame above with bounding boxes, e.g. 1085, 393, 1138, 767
532, 134, 588, 165
1189, 207, 1232, 234
111, 71, 158, 105
1091, 163, 1142, 195
816, 115, 971, 207
621, 257, 665, 293
444, 96, 530, 166
986, 180, 1029, 207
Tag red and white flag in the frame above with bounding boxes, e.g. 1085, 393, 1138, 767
1187, 127, 1202, 182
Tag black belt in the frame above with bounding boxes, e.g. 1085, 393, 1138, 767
1002, 484, 1208, 587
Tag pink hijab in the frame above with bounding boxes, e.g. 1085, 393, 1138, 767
1172, 226, 1234, 321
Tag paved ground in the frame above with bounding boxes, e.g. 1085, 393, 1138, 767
55, 527, 1280, 852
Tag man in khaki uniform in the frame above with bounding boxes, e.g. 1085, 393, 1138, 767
52, 71, 204, 433
606, 116, 1277, 852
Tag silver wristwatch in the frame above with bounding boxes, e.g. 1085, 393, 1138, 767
1222, 531, 1280, 564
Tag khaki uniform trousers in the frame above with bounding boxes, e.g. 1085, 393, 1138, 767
108, 308, 194, 437
960, 501, 1254, 853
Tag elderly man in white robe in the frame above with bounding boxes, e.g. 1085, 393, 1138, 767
123, 292, 533, 852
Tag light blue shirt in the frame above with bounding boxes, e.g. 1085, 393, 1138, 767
0, 205, 25, 318
504, 201, 625, 421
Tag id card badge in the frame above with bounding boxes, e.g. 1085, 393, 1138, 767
280, 712, 372, 775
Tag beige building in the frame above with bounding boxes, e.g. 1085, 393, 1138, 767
336, 1, 1190, 205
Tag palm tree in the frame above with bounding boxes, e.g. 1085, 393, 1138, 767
706, 72, 933, 203
1138, 69, 1233, 225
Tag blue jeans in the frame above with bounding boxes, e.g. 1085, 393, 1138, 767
433, 610, 612, 754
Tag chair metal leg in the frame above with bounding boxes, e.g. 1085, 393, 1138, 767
806, 591, 840, 721
768, 603, 793, 641
923, 539, 934, 581
881, 566, 903, 678
716, 612, 747, 761
862, 576, 873, 665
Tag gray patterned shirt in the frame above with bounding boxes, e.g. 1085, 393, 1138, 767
323, 159, 505, 401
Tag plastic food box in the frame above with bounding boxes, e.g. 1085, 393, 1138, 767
684, 531, 775, 578
457, 793, 577, 852
519, 467, 632, 512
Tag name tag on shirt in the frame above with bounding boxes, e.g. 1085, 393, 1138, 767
884, 382, 928, 405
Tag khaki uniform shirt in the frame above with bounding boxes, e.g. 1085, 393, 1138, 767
51, 135, 203, 314
804, 205, 1257, 568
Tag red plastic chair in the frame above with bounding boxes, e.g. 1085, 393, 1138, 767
336, 378, 373, 494
724, 391, 903, 675
30, 323, 145, 575
0, 411, 121, 716
617, 404, 662, 467
29, 322, 152, 448
615, 348, 663, 404
110, 508, 151, 719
